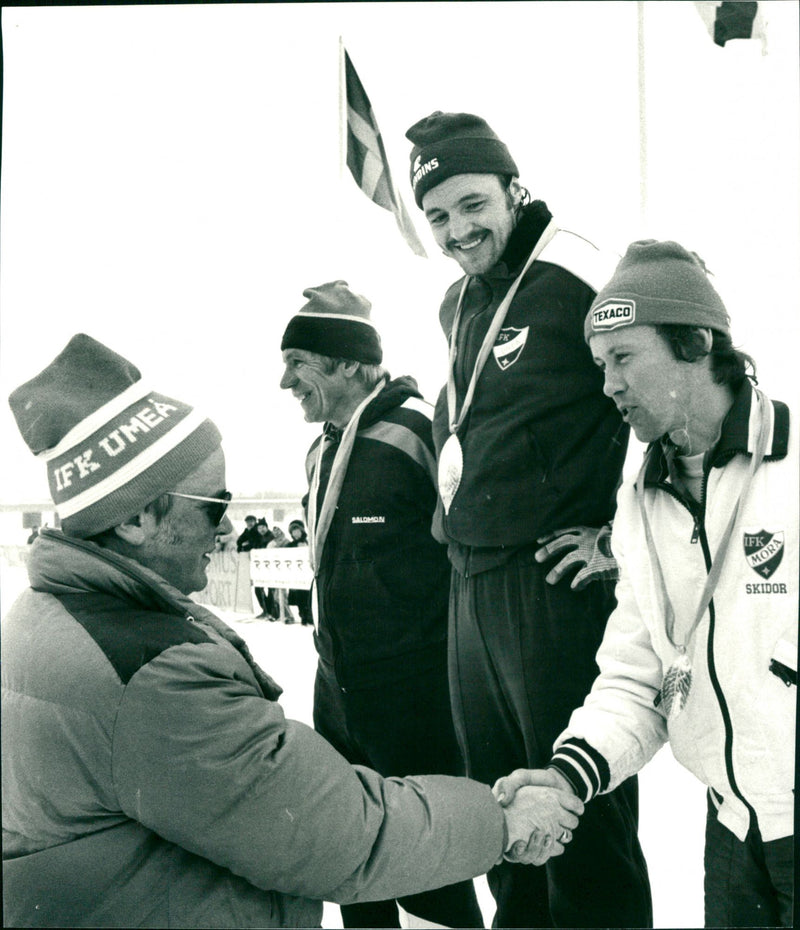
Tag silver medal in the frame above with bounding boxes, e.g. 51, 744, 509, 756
661, 651, 693, 720
438, 433, 463, 515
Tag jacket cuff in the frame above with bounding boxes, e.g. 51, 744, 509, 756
498, 814, 509, 865
549, 738, 610, 803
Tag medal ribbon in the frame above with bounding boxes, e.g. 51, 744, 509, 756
637, 387, 772, 666
307, 377, 388, 575
445, 219, 558, 434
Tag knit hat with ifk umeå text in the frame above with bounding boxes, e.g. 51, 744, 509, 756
405, 111, 519, 208
8, 334, 222, 538
585, 240, 732, 343
281, 280, 383, 365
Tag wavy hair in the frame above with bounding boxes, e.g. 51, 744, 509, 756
656, 324, 757, 388
318, 357, 388, 390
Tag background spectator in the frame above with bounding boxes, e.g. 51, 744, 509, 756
236, 514, 260, 553
253, 518, 278, 620
285, 519, 313, 626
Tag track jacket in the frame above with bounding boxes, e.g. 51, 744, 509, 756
551, 383, 797, 842
430, 200, 628, 572
306, 376, 450, 690
2, 530, 504, 928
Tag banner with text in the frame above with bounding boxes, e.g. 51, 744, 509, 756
194, 549, 253, 613
250, 547, 313, 590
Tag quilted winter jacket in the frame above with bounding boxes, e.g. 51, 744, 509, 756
2, 531, 504, 928
551, 384, 797, 843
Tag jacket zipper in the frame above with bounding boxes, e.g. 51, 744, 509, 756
319, 569, 346, 690
652, 478, 752, 815
691, 465, 712, 544
695, 505, 754, 819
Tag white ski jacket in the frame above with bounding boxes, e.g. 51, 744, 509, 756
551, 382, 796, 842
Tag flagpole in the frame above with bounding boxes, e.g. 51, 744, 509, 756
637, 0, 648, 235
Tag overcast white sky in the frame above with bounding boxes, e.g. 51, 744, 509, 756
1, 0, 798, 502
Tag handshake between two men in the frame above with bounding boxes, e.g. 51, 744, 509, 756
494, 767, 583, 866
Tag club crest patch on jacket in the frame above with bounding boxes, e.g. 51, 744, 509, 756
743, 528, 784, 579
493, 326, 529, 370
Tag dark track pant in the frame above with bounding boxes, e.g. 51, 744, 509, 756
254, 586, 276, 616
704, 795, 794, 927
313, 656, 484, 929
448, 552, 653, 928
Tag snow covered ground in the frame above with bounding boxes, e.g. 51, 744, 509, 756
1, 557, 705, 928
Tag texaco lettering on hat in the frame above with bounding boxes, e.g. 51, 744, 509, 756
590, 299, 636, 332
584, 240, 731, 343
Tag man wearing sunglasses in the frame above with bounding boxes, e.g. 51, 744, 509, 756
3, 333, 583, 929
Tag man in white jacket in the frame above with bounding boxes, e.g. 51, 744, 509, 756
497, 240, 796, 928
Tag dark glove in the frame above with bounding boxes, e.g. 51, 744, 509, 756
535, 524, 617, 590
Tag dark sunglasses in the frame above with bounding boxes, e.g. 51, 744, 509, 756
166, 490, 232, 526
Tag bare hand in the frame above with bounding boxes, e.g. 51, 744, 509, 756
493, 767, 576, 806
535, 524, 617, 590
502, 785, 583, 866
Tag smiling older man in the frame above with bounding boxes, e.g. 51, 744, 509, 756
279, 281, 488, 929
2, 333, 583, 929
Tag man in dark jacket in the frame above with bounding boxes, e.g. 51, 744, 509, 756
3, 333, 583, 929
405, 111, 653, 928
236, 514, 261, 552
280, 281, 485, 929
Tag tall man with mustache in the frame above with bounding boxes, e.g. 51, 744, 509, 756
405, 111, 653, 928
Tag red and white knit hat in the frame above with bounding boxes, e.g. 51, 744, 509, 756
8, 334, 222, 538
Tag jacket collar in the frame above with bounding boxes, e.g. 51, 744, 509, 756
482, 200, 553, 281
30, 527, 187, 612
643, 379, 790, 487
29, 529, 283, 699
323, 420, 344, 443
322, 375, 422, 441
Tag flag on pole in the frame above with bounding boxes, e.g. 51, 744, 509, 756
693, 1, 763, 47
341, 43, 427, 258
